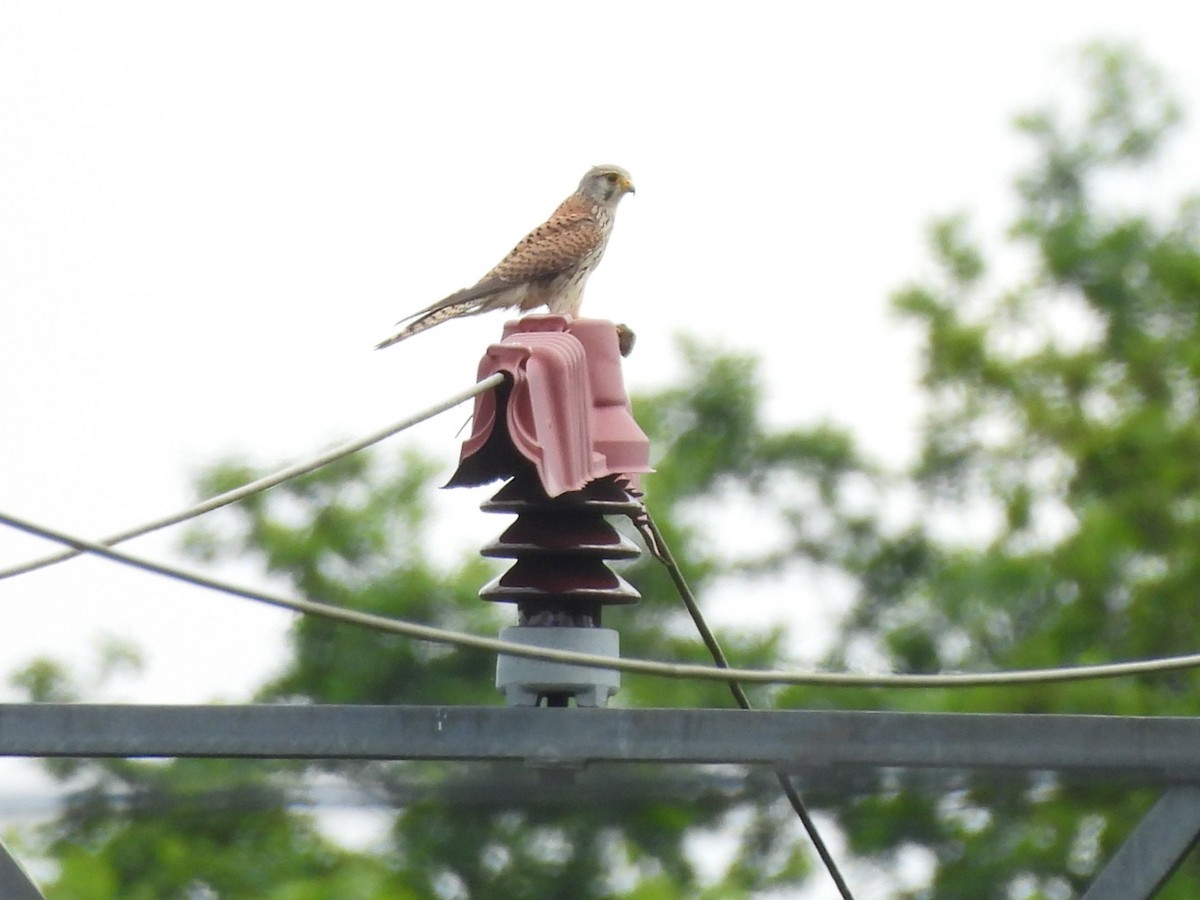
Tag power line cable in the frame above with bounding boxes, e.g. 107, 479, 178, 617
6, 508, 1200, 689
634, 506, 855, 900
0, 373, 506, 582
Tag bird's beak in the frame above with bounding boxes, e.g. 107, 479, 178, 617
622, 178, 636, 195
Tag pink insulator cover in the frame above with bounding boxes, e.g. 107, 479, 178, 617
450, 316, 651, 497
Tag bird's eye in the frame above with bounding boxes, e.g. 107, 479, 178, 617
604, 172, 619, 184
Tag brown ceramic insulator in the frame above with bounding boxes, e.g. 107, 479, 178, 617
478, 473, 642, 626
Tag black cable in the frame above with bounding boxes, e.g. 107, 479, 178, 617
5, 507, 1200, 688
0, 373, 506, 582
634, 506, 856, 900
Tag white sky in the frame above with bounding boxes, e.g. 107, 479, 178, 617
1, 1, 1199, 886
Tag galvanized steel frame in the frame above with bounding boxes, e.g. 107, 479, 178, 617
1, 704, 1197, 898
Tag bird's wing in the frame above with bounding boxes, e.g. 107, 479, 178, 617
487, 196, 605, 284
376, 196, 605, 350
393, 198, 603, 324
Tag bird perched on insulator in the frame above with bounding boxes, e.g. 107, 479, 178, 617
376, 165, 635, 350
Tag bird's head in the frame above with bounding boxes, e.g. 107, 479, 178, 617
579, 165, 635, 205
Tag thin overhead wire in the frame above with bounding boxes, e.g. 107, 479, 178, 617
635, 506, 855, 900
7, 508, 1200, 689
0, 373, 506, 582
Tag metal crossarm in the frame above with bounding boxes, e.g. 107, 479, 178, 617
0, 705, 1198, 775
4, 704, 1200, 896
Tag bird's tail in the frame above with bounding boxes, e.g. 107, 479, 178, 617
374, 299, 481, 350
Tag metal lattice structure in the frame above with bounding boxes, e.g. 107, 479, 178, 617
1, 704, 1199, 898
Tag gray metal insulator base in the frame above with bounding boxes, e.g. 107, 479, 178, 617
496, 626, 620, 707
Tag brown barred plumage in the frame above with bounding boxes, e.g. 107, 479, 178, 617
376, 166, 634, 350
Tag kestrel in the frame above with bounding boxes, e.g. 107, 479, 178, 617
376, 165, 635, 349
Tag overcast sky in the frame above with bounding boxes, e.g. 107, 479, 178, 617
2, 3, 1199, 878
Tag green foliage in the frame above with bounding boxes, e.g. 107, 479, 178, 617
788, 43, 1200, 897
13, 38, 1200, 899
10, 658, 405, 899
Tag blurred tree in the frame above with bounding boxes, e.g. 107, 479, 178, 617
780, 42, 1200, 899
13, 380, 861, 897
12, 39, 1199, 900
